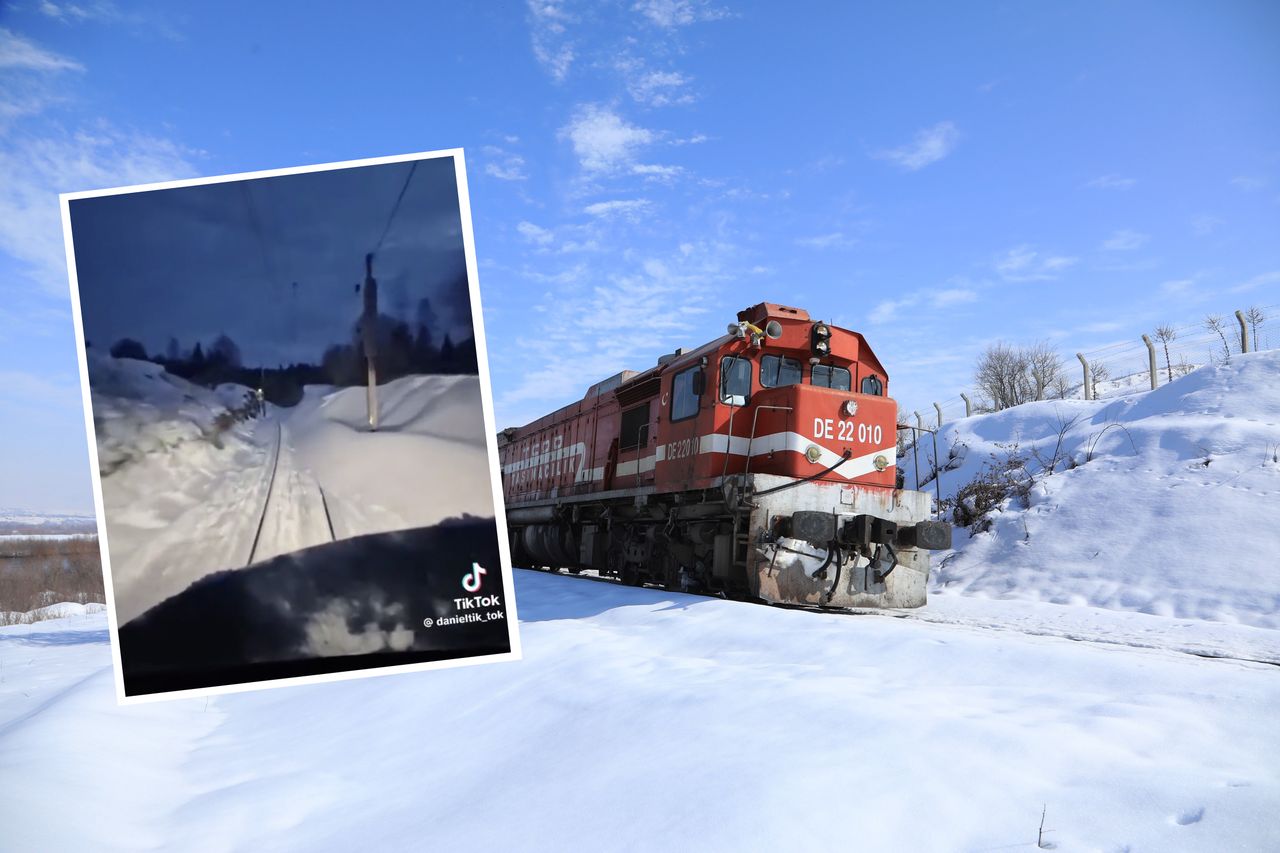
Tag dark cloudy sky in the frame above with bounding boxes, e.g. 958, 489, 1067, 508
69, 154, 474, 367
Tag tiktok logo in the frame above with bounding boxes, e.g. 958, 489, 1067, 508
462, 562, 487, 593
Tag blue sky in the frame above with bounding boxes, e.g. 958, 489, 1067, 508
1, 0, 1277, 514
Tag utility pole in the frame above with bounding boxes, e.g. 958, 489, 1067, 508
361, 253, 379, 431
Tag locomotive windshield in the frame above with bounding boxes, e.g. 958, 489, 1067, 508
811, 364, 851, 391
761, 354, 802, 388
719, 356, 752, 405
671, 365, 702, 421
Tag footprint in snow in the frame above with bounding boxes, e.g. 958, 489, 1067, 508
1173, 806, 1204, 826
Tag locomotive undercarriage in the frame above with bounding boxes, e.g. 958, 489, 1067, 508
506, 474, 950, 609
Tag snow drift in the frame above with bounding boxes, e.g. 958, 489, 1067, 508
905, 350, 1280, 628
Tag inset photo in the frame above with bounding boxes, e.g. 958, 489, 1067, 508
61, 149, 519, 701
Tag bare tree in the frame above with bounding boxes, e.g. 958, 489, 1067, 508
1026, 342, 1063, 401
1204, 314, 1231, 363
1154, 324, 1177, 384
1245, 305, 1266, 351
1050, 375, 1071, 399
1088, 360, 1110, 398
975, 343, 1031, 410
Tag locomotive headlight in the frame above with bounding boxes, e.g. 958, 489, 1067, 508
873, 455, 888, 471
811, 322, 833, 360
805, 445, 823, 463
841, 400, 858, 417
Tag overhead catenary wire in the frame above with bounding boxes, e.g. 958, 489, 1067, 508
241, 182, 278, 289
372, 160, 418, 257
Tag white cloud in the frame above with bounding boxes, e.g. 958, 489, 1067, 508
1085, 175, 1136, 190
1230, 175, 1266, 191
0, 27, 84, 71
633, 0, 727, 28
994, 245, 1078, 281
527, 0, 575, 81
560, 104, 654, 172
517, 221, 554, 245
795, 232, 851, 250
671, 133, 708, 146
1101, 229, 1149, 251
1230, 270, 1280, 294
1160, 278, 1194, 296
583, 198, 652, 219
37, 1, 111, 22
624, 67, 694, 106
631, 163, 683, 181
875, 121, 959, 171
934, 288, 977, 306
0, 124, 200, 295
867, 283, 978, 325
483, 146, 527, 181
497, 242, 736, 424
869, 299, 900, 324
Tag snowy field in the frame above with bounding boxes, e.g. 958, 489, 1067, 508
0, 508, 96, 536
89, 355, 495, 624
1, 573, 1277, 852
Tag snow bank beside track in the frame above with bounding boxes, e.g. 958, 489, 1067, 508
286, 375, 495, 534
905, 350, 1280, 628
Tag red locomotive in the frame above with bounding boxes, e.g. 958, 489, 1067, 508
497, 302, 951, 609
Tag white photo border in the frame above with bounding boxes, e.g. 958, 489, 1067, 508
60, 147, 523, 705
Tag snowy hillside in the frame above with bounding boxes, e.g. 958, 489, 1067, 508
1, 573, 1277, 851
904, 350, 1280, 628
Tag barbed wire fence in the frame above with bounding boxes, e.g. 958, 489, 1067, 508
905, 302, 1278, 431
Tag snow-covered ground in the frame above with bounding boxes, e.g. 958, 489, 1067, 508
906, 350, 1280, 629
1, 575, 1276, 852
0, 508, 96, 536
1, 350, 1274, 849
90, 355, 495, 623
0, 601, 106, 625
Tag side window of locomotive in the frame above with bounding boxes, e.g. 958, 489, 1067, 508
619, 403, 651, 450
760, 354, 802, 388
719, 356, 751, 406
811, 364, 851, 391
861, 374, 884, 396
671, 366, 702, 421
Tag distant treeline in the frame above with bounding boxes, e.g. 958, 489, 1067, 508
0, 534, 98, 558
101, 313, 479, 407
0, 535, 104, 619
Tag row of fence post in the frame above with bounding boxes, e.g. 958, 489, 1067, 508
1079, 309, 1250, 400
914, 309, 1257, 426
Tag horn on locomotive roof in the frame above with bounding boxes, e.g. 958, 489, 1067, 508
728, 318, 783, 346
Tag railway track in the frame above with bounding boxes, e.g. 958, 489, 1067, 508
245, 418, 339, 567
245, 420, 284, 567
